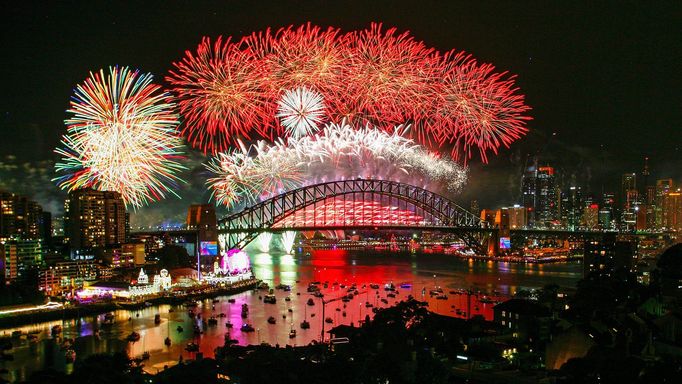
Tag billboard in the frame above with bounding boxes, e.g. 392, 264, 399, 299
200, 241, 218, 256
499, 237, 511, 249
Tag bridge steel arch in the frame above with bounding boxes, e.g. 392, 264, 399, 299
218, 179, 493, 253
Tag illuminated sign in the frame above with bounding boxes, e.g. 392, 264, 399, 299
200, 241, 218, 256
499, 237, 511, 249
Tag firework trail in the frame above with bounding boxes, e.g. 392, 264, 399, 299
281, 231, 297, 254
54, 66, 186, 208
276, 87, 326, 138
169, 23, 530, 162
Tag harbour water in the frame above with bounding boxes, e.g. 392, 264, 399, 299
0, 249, 582, 382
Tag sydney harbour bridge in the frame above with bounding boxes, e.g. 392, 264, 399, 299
217, 179, 499, 255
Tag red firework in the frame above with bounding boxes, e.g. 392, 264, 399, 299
167, 23, 531, 162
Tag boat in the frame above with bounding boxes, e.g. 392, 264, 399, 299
479, 297, 496, 304
365, 302, 373, 308
264, 294, 277, 304
104, 313, 115, 322
144, 301, 152, 307
310, 313, 316, 318
282, 314, 287, 319
380, 298, 388, 304
208, 317, 218, 326
289, 329, 297, 338
258, 282, 270, 290
226, 321, 233, 328
64, 349, 76, 363
369, 283, 380, 290
177, 326, 184, 332
154, 314, 161, 324
164, 337, 171, 346
267, 316, 276, 324
242, 303, 249, 311
342, 311, 346, 317
141, 351, 150, 360
288, 308, 293, 312
436, 294, 448, 300
126, 332, 141, 342
218, 313, 226, 318
384, 283, 395, 291
300, 320, 310, 329
285, 297, 291, 302
313, 291, 324, 298
212, 299, 220, 303
387, 293, 396, 298
325, 317, 333, 324
241, 311, 248, 319
227, 298, 236, 304
185, 342, 199, 352
193, 325, 202, 335
240, 323, 255, 332
400, 283, 412, 289
307, 298, 315, 306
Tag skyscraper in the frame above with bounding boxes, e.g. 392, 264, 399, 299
521, 167, 537, 228
621, 173, 638, 231
0, 190, 44, 241
535, 166, 558, 228
67, 189, 126, 250
655, 179, 673, 229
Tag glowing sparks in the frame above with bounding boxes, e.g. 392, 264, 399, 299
276, 87, 326, 138
206, 121, 467, 208
169, 23, 531, 161
281, 231, 297, 254
53, 66, 186, 208
257, 232, 273, 253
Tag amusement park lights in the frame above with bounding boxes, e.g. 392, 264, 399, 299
53, 66, 186, 208
168, 23, 531, 162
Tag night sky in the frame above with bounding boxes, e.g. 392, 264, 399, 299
1, 0, 680, 224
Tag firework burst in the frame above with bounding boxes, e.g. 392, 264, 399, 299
276, 87, 326, 138
205, 121, 467, 208
53, 66, 186, 208
169, 23, 531, 162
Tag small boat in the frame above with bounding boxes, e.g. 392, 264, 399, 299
400, 283, 412, 289
193, 325, 202, 335
285, 297, 291, 302
227, 298, 236, 304
436, 294, 448, 300
241, 311, 248, 318
242, 303, 249, 311
168, 308, 175, 313
288, 308, 293, 313
289, 329, 297, 338
226, 322, 233, 328
264, 294, 277, 304
64, 349, 76, 363
240, 323, 255, 332
479, 297, 495, 304
325, 317, 333, 324
141, 351, 150, 360
307, 298, 315, 306
185, 342, 199, 352
365, 302, 373, 308
208, 317, 218, 326
104, 313, 115, 322
212, 299, 220, 303
144, 301, 152, 307
310, 313, 316, 318
387, 293, 396, 298
126, 332, 141, 342
51, 325, 62, 335
282, 314, 287, 319
335, 308, 341, 312
267, 316, 276, 324
164, 337, 171, 346
300, 320, 310, 329
380, 298, 388, 304
339, 284, 346, 289
369, 283, 379, 290
177, 326, 184, 332
313, 291, 324, 298
154, 314, 161, 324
342, 311, 346, 317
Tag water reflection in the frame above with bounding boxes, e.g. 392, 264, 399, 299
0, 249, 581, 382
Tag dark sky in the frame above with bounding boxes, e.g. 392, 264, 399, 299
1, 0, 680, 223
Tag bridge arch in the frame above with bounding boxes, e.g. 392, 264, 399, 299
218, 179, 487, 251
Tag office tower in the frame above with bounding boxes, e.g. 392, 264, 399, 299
599, 192, 615, 230
655, 179, 673, 229
583, 204, 599, 230
535, 166, 558, 228
67, 189, 126, 250
507, 205, 527, 229
522, 167, 537, 227
562, 186, 583, 231
2, 239, 42, 283
662, 188, 682, 231
621, 173, 639, 231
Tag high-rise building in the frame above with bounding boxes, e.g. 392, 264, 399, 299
521, 167, 537, 228
599, 192, 615, 230
562, 186, 583, 231
582, 204, 599, 230
662, 189, 682, 231
655, 179, 673, 229
67, 189, 126, 251
0, 190, 44, 241
621, 173, 639, 231
535, 167, 558, 228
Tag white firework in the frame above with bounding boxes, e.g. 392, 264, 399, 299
276, 87, 326, 138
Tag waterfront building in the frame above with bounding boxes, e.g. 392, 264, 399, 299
76, 268, 173, 300
1, 238, 43, 283
38, 259, 98, 294
66, 188, 126, 250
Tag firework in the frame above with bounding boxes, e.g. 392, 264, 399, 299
276, 87, 326, 138
281, 231, 297, 254
257, 232, 273, 253
53, 66, 185, 208
170, 23, 530, 161
205, 121, 467, 208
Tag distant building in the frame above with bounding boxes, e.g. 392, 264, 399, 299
38, 259, 98, 294
535, 167, 559, 228
522, 167, 537, 228
655, 179, 673, 229
599, 192, 616, 230
66, 189, 126, 250
661, 188, 681, 231
1, 239, 43, 283
582, 204, 599, 230
506, 205, 527, 229
0, 190, 44, 241
621, 173, 639, 231
562, 186, 583, 231
493, 299, 551, 342
583, 237, 635, 278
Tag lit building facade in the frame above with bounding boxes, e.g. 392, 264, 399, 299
67, 189, 126, 250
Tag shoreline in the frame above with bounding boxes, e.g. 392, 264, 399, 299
0, 278, 260, 330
